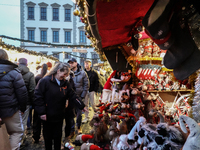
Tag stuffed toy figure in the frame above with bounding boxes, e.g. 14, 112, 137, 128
101, 70, 117, 104
80, 143, 101, 150
179, 115, 200, 150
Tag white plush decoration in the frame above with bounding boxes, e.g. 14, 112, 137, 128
128, 116, 146, 140
65, 142, 75, 150
117, 134, 130, 150
192, 70, 200, 123
179, 115, 200, 150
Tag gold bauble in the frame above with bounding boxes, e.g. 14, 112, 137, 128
73, 9, 80, 16
87, 26, 90, 31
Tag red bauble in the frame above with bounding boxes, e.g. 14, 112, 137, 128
80, 17, 85, 23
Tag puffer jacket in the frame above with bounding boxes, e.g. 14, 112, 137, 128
0, 59, 28, 118
34, 75, 85, 122
85, 68, 99, 92
18, 65, 36, 105
73, 64, 89, 98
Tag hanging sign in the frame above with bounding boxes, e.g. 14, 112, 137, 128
72, 49, 87, 53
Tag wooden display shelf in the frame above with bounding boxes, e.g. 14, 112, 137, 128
148, 90, 194, 93
127, 56, 163, 61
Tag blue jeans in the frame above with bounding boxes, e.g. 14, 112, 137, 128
75, 107, 82, 129
27, 106, 32, 128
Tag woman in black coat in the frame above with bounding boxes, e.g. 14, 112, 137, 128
34, 62, 85, 150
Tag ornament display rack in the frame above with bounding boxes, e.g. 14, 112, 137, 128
126, 38, 193, 117
148, 90, 194, 93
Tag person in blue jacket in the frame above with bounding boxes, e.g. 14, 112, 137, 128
34, 62, 86, 150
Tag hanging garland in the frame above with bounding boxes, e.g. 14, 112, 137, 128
0, 41, 102, 61
0, 35, 92, 48
0, 41, 58, 61
73, 0, 100, 52
49, 51, 101, 60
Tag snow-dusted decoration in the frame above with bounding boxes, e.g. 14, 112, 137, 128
192, 70, 200, 123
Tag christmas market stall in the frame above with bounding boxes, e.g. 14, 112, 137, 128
0, 40, 58, 74
64, 0, 200, 150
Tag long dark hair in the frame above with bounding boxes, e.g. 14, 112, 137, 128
40, 64, 48, 78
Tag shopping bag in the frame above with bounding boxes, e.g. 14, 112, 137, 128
0, 123, 11, 150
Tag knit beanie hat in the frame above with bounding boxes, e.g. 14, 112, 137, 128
98, 114, 104, 119
47, 62, 52, 68
90, 144, 101, 150
81, 134, 94, 142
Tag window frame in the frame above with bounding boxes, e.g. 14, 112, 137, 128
65, 9, 71, 21
26, 2, 36, 20
52, 52, 59, 59
28, 7, 34, 20
80, 53, 87, 67
65, 52, 71, 59
41, 30, 47, 42
52, 8, 59, 21
91, 53, 99, 66
52, 28, 60, 43
40, 7, 47, 20
80, 30, 86, 44
64, 29, 72, 43
28, 30, 34, 41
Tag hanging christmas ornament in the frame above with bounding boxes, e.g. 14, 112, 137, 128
73, 9, 80, 16
84, 14, 87, 19
80, 17, 85, 23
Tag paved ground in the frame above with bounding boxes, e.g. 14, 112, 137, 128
21, 110, 93, 150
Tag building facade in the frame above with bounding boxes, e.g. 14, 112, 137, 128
20, 0, 99, 66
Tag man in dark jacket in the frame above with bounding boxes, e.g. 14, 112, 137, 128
18, 58, 36, 133
68, 58, 89, 134
82, 60, 99, 123
0, 49, 28, 150
64, 70, 76, 141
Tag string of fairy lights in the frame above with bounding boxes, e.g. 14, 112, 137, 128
0, 35, 101, 60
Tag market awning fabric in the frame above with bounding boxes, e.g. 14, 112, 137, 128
96, 0, 154, 48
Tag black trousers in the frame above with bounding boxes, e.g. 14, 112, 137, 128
64, 108, 75, 137
43, 120, 63, 150
32, 109, 41, 141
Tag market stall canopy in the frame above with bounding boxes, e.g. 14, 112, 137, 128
84, 0, 154, 71
95, 0, 154, 48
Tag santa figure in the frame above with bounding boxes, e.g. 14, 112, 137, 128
101, 70, 117, 104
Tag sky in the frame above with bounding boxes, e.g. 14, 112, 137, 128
0, 0, 20, 46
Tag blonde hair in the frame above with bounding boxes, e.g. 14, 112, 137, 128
45, 62, 69, 77
0, 49, 8, 60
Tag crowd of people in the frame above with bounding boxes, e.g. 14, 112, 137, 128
0, 49, 106, 150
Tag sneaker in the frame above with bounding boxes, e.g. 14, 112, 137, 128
82, 118, 89, 123
77, 127, 82, 134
